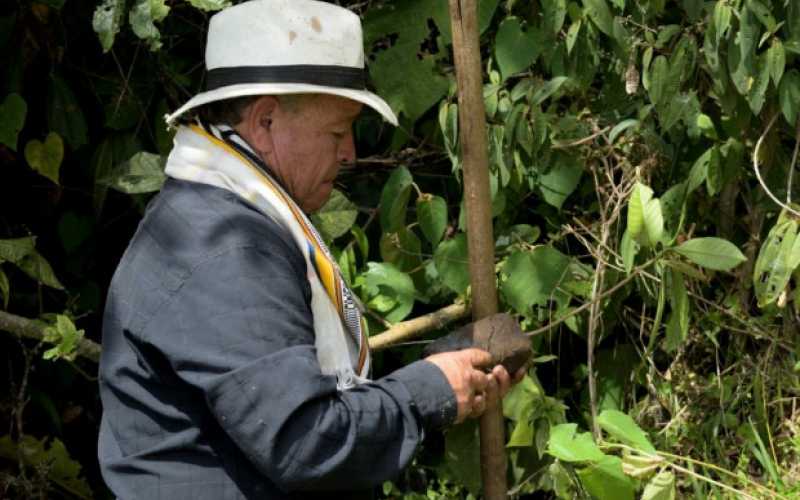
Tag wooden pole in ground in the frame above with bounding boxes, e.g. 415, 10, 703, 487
447, 0, 507, 497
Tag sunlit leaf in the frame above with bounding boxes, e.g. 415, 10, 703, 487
673, 237, 746, 271
129, 0, 170, 51
92, 0, 125, 53
103, 151, 166, 194
362, 262, 415, 323
641, 470, 676, 500
501, 246, 570, 314
186, 0, 231, 11
577, 455, 634, 500
312, 189, 358, 241
597, 409, 657, 453
547, 423, 605, 462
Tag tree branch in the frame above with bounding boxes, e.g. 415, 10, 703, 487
0, 310, 101, 363
368, 303, 469, 351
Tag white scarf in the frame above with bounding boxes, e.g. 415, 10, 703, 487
164, 123, 370, 389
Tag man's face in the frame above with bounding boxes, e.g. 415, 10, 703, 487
264, 94, 362, 213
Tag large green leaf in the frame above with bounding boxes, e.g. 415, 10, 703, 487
501, 246, 570, 314
25, 133, 64, 185
18, 251, 64, 290
416, 194, 448, 247
583, 0, 614, 37
104, 152, 166, 194
92, 0, 125, 53
530, 76, 569, 106
47, 76, 87, 150
779, 70, 800, 126
753, 217, 800, 307
767, 38, 786, 87
494, 17, 540, 81
642, 470, 676, 500
664, 269, 690, 352
547, 423, 606, 462
0, 93, 26, 151
129, 0, 170, 51
362, 0, 451, 122
626, 183, 663, 247
597, 409, 657, 453
0, 237, 36, 264
673, 237, 747, 271
433, 234, 470, 294
577, 455, 635, 500
379, 166, 413, 232
362, 262, 415, 323
311, 189, 358, 241
538, 155, 583, 209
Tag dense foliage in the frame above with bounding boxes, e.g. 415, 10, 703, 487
1, 0, 800, 498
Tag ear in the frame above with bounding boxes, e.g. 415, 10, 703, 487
237, 95, 278, 155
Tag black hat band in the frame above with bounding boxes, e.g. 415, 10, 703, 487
206, 65, 366, 91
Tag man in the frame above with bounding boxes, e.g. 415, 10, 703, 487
98, 0, 523, 498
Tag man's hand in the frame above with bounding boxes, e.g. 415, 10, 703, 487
426, 348, 526, 424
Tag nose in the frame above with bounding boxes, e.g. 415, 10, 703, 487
338, 132, 356, 165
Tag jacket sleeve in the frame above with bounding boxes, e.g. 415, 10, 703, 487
143, 241, 457, 493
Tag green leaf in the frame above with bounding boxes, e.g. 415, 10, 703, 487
25, 133, 64, 185
747, 0, 776, 32
547, 423, 606, 462
43, 315, 84, 362
92, 0, 125, 53
713, 3, 732, 46
566, 21, 582, 54
362, 262, 415, 323
444, 421, 482, 496
0, 93, 26, 151
779, 70, 800, 126
501, 246, 570, 314
495, 17, 540, 81
664, 269, 690, 352
380, 227, 422, 272
18, 251, 64, 290
597, 409, 656, 453
433, 234, 470, 294
104, 152, 166, 194
380, 166, 413, 232
673, 237, 746, 271
608, 119, 639, 144
416, 194, 448, 247
753, 217, 800, 307
186, 0, 231, 11
0, 237, 36, 264
130, 0, 171, 51
577, 455, 635, 500
583, 0, 614, 37
0, 267, 8, 308
530, 76, 569, 105
767, 38, 786, 87
0, 435, 92, 499
538, 155, 582, 209
362, 0, 451, 122
642, 470, 676, 500
311, 189, 358, 241
541, 0, 568, 38
620, 229, 639, 275
746, 53, 770, 115
627, 183, 663, 246
47, 76, 87, 150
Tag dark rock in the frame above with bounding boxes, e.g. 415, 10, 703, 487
422, 313, 532, 373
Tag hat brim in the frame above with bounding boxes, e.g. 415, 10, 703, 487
165, 83, 398, 126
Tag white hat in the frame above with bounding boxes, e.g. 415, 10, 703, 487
166, 0, 398, 126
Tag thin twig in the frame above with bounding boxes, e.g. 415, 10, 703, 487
753, 113, 800, 217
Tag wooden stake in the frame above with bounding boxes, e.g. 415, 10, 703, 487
447, 0, 507, 497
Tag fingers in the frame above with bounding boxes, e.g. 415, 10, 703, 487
492, 365, 511, 399
463, 348, 492, 369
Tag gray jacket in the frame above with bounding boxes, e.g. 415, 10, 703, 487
98, 178, 457, 499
